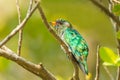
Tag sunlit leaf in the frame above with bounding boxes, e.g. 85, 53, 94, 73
112, 4, 120, 16
115, 58, 120, 66
99, 47, 119, 65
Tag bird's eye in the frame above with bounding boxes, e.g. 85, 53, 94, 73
56, 20, 63, 25
59, 22, 63, 25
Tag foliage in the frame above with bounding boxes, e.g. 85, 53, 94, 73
113, 4, 120, 16
99, 47, 120, 66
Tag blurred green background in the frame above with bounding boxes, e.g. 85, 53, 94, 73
0, 0, 117, 80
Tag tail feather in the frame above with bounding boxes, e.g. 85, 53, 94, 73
78, 62, 88, 75
71, 54, 88, 75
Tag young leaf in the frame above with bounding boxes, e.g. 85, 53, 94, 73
99, 47, 119, 65
112, 4, 120, 16
115, 58, 120, 66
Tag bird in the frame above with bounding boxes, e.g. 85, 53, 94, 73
50, 18, 89, 75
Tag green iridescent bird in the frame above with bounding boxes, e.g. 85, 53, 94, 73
50, 18, 89, 75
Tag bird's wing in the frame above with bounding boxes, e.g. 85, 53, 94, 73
63, 28, 89, 74
63, 28, 88, 60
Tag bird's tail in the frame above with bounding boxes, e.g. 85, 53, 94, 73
78, 61, 88, 75
71, 54, 88, 75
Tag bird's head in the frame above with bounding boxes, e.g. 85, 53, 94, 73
50, 18, 72, 33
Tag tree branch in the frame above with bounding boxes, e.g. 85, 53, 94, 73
0, 1, 39, 48
90, 0, 120, 27
34, 0, 80, 80
103, 66, 114, 80
16, 0, 23, 56
70, 60, 80, 80
113, 0, 120, 4
0, 1, 57, 80
95, 45, 100, 80
0, 46, 56, 80
16, 0, 22, 24
27, 0, 33, 15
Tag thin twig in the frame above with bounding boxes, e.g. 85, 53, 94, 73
27, 0, 33, 15
103, 66, 114, 80
108, 0, 117, 30
16, 0, 21, 24
17, 29, 23, 56
0, 46, 56, 80
90, 0, 120, 27
16, 0, 23, 56
95, 45, 100, 80
0, 1, 40, 48
34, 0, 80, 79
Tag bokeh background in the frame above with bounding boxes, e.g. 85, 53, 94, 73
0, 0, 117, 80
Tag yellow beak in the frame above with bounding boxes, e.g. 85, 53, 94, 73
50, 21, 56, 26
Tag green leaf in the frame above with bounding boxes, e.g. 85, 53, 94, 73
117, 31, 120, 39
112, 4, 120, 16
99, 47, 119, 66
115, 58, 120, 66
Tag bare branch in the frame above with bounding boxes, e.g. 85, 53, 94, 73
113, 0, 120, 4
27, 0, 33, 15
103, 66, 114, 80
116, 68, 120, 80
17, 29, 23, 56
95, 45, 100, 80
0, 1, 40, 48
0, 1, 57, 79
70, 60, 80, 80
0, 46, 56, 80
35, 0, 80, 79
90, 0, 120, 27
16, 0, 21, 24
16, 0, 23, 56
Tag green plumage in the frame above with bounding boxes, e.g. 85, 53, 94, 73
50, 18, 89, 75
